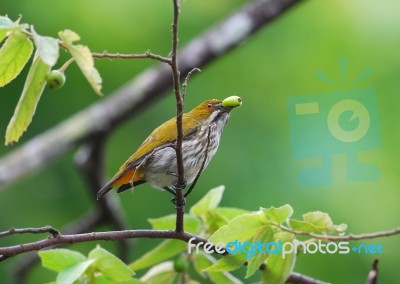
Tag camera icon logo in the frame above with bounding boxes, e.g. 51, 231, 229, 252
287, 61, 381, 186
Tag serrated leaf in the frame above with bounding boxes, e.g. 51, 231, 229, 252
5, 52, 50, 145
192, 253, 242, 284
59, 29, 102, 95
262, 232, 296, 284
139, 261, 176, 284
245, 225, 274, 278
38, 249, 86, 272
32, 27, 59, 67
190, 186, 225, 216
261, 204, 293, 224
0, 31, 33, 87
148, 214, 201, 233
209, 212, 265, 244
129, 239, 186, 271
203, 253, 246, 272
89, 245, 135, 280
57, 259, 95, 284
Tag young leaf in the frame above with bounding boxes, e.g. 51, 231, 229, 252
0, 31, 33, 87
192, 253, 242, 284
289, 211, 347, 235
0, 16, 22, 41
261, 204, 293, 224
215, 207, 248, 221
261, 232, 296, 284
129, 240, 187, 271
31, 27, 59, 67
58, 29, 102, 95
203, 253, 246, 272
190, 185, 225, 216
57, 259, 95, 284
148, 214, 201, 233
209, 212, 265, 244
38, 249, 86, 272
89, 245, 135, 281
245, 225, 274, 278
5, 52, 50, 145
139, 261, 176, 284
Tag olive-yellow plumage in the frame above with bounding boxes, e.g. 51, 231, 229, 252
97, 96, 242, 200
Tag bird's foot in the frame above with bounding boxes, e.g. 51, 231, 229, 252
171, 196, 186, 209
167, 172, 188, 190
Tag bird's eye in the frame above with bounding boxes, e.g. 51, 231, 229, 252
207, 103, 213, 109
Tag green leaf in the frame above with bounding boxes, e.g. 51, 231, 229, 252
215, 207, 248, 221
209, 212, 265, 244
148, 214, 201, 233
190, 185, 225, 216
203, 253, 246, 272
262, 232, 296, 284
192, 253, 242, 284
289, 211, 347, 235
245, 225, 274, 278
261, 204, 293, 224
0, 31, 33, 87
303, 211, 333, 227
38, 249, 86, 272
139, 261, 176, 284
89, 245, 135, 281
58, 29, 102, 95
5, 52, 50, 145
57, 259, 95, 284
32, 27, 59, 67
129, 239, 186, 271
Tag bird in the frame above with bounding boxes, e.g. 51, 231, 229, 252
97, 96, 242, 201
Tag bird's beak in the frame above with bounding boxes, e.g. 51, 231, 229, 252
220, 96, 242, 113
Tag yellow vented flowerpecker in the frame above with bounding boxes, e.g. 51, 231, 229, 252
97, 96, 242, 200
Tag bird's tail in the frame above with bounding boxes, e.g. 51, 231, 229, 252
97, 167, 144, 200
97, 179, 115, 200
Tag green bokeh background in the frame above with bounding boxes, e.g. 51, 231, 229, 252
1, 0, 399, 283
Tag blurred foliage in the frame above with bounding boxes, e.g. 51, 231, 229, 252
1, 0, 400, 283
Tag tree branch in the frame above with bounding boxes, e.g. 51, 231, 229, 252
92, 51, 171, 63
278, 224, 400, 241
0, 0, 301, 190
0, 229, 207, 261
169, 0, 185, 233
0, 226, 60, 238
366, 259, 378, 284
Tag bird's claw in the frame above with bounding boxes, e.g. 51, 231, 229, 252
171, 196, 186, 209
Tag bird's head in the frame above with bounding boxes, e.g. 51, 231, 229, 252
189, 96, 242, 121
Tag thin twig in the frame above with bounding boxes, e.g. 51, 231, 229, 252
184, 125, 212, 198
170, 0, 185, 233
92, 51, 171, 63
0, 226, 60, 238
277, 224, 400, 241
182, 68, 201, 101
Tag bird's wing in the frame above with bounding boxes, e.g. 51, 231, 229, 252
120, 113, 199, 171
